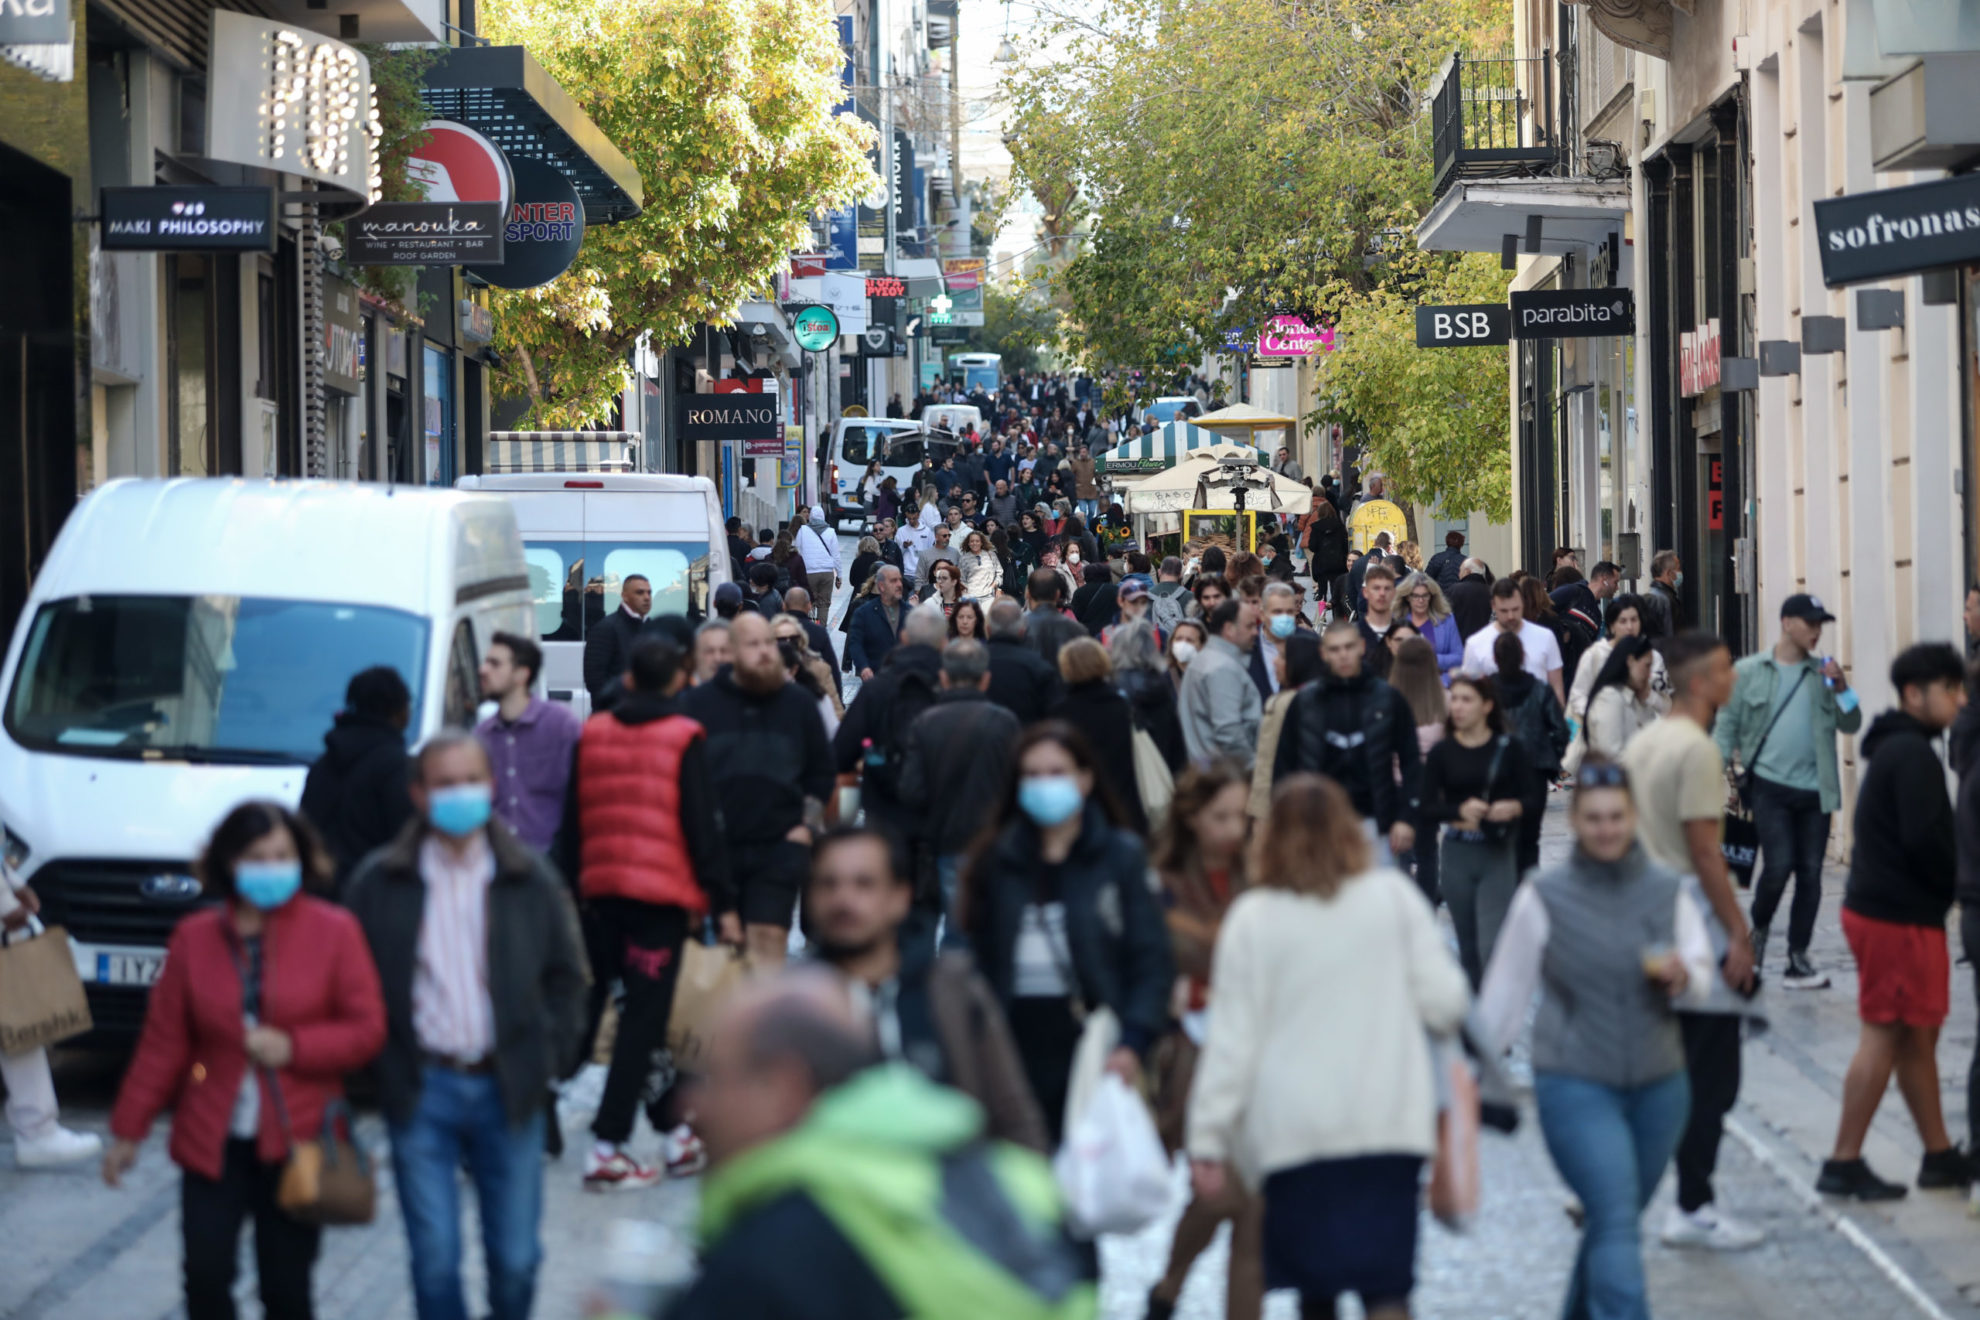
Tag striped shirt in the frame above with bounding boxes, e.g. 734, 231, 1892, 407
412, 833, 496, 1061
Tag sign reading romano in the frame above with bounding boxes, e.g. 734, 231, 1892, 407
101, 187, 276, 252
1812, 173, 1980, 288
680, 395, 781, 444
1509, 288, 1634, 339
1414, 303, 1512, 348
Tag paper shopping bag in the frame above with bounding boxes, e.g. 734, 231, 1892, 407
665, 941, 749, 1073
0, 921, 93, 1055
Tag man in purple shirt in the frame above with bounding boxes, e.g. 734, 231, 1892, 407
475, 632, 583, 854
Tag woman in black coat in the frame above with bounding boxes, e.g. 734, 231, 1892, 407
1305, 498, 1350, 616
961, 721, 1174, 1144
1109, 620, 1187, 772
1048, 638, 1148, 835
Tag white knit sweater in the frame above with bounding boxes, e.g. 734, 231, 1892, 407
1186, 871, 1471, 1184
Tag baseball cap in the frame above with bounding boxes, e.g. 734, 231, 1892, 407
712, 582, 744, 609
1119, 575, 1153, 602
1780, 593, 1836, 624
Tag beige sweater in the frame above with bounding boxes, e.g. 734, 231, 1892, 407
1186, 873, 1470, 1184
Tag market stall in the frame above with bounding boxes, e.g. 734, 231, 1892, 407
1192, 403, 1299, 451
1094, 419, 1266, 477
1114, 444, 1312, 560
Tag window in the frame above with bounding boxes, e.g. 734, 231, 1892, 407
443, 620, 480, 728
523, 540, 712, 637
168, 254, 211, 476
6, 596, 429, 764
423, 343, 454, 485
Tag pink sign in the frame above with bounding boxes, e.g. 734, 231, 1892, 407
1257, 315, 1335, 356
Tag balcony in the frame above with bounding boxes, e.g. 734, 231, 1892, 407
1429, 51, 1561, 200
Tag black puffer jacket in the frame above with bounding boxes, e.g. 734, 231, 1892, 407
966, 801, 1173, 1055
1049, 680, 1147, 835
299, 713, 414, 891
1119, 667, 1185, 772
1305, 512, 1349, 582
1496, 667, 1571, 778
1271, 668, 1421, 832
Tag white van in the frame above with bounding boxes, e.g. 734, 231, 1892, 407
921, 404, 984, 441
454, 472, 727, 716
829, 416, 929, 528
0, 479, 534, 1032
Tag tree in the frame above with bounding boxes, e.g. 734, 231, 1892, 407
481, 0, 874, 426
966, 284, 1059, 376
1005, 0, 1513, 511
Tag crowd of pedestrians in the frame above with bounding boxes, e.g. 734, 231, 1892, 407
4, 376, 1976, 1319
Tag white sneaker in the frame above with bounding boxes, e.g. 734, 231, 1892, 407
14, 1124, 102, 1169
1661, 1203, 1764, 1250
663, 1123, 708, 1178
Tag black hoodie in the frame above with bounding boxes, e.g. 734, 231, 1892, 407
1845, 709, 1956, 928
1273, 666, 1420, 831
299, 712, 414, 890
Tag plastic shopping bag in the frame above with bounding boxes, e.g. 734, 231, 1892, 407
1427, 1046, 1481, 1230
1053, 1073, 1171, 1238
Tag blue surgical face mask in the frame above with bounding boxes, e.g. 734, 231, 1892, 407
235, 860, 302, 911
427, 783, 493, 837
1018, 775, 1085, 828
1268, 614, 1297, 639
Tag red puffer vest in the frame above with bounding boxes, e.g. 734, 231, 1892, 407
576, 713, 708, 912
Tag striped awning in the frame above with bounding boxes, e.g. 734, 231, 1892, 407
1095, 420, 1267, 475
485, 432, 639, 473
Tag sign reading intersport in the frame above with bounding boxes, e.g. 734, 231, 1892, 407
1812, 172, 1980, 287
1508, 288, 1635, 339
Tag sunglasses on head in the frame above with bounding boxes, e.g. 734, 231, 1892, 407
1575, 763, 1630, 791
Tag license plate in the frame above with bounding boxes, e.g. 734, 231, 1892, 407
97, 952, 164, 987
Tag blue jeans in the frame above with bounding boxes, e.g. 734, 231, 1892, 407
1746, 775, 1830, 955
901, 853, 970, 966
1534, 1070, 1691, 1320
1077, 498, 1100, 521
388, 1068, 546, 1320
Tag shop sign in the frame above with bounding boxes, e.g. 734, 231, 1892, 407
790, 304, 839, 351
791, 252, 831, 278
205, 13, 376, 204
866, 275, 906, 297
324, 275, 363, 394
348, 202, 503, 265
681, 394, 781, 452
1679, 318, 1721, 398
858, 326, 896, 357
1509, 288, 1634, 339
100, 186, 276, 252
459, 299, 494, 347
1813, 172, 1980, 287
825, 208, 857, 270
1414, 303, 1512, 347
942, 257, 986, 327
1256, 315, 1333, 356
0, 0, 69, 45
409, 121, 512, 212
466, 157, 583, 290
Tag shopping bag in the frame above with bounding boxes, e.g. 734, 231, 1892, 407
0, 919, 92, 1055
1427, 1047, 1481, 1230
1131, 726, 1174, 826
1059, 1005, 1121, 1140
1052, 1072, 1171, 1237
1722, 811, 1760, 890
665, 941, 749, 1072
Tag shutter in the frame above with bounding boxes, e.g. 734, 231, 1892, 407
94, 0, 273, 74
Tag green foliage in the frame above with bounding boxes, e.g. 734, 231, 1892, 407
480, 0, 875, 427
965, 284, 1059, 376
1006, 0, 1514, 514
335, 44, 436, 307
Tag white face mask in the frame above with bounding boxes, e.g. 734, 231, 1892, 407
1172, 640, 1199, 666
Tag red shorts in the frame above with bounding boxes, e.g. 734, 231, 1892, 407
1841, 908, 1950, 1028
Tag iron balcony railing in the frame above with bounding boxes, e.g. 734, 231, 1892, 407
1429, 50, 1561, 199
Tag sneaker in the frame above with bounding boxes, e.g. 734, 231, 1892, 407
14, 1125, 102, 1169
1782, 950, 1830, 990
1918, 1147, 1975, 1190
663, 1124, 708, 1179
583, 1147, 662, 1192
1816, 1158, 1908, 1201
1660, 1203, 1765, 1250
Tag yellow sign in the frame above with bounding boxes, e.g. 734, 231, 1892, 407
1348, 498, 1409, 553
843, 404, 869, 418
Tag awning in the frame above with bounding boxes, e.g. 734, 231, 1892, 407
1097, 420, 1265, 475
1194, 403, 1297, 433
421, 46, 644, 225
1415, 177, 1630, 256
487, 432, 639, 472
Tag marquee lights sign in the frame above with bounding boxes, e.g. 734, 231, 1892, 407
205, 12, 380, 208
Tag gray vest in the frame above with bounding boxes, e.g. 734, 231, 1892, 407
1530, 847, 1688, 1089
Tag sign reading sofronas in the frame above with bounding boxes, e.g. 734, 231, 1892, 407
1812, 173, 1980, 287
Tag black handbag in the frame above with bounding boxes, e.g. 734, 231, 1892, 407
1732, 667, 1809, 808
1477, 736, 1515, 845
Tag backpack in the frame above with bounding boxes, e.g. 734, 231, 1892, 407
1148, 585, 1190, 638
1557, 610, 1599, 690
1508, 684, 1570, 777
863, 663, 940, 799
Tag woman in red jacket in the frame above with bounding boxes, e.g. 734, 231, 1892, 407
104, 801, 386, 1320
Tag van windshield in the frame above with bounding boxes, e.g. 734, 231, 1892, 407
523, 541, 711, 641
840, 424, 910, 467
5, 596, 429, 764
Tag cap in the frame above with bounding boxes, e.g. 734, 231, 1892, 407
712, 582, 744, 608
1119, 575, 1153, 602
1780, 593, 1835, 624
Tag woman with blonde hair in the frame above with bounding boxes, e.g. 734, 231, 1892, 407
1399, 571, 1463, 681
1147, 763, 1263, 1320
1189, 776, 1468, 1320
1397, 540, 1425, 573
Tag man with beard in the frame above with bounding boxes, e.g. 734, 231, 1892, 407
806, 828, 1048, 1151
679, 612, 835, 968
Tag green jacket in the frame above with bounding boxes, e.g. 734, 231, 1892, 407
1714, 651, 1863, 813
698, 1065, 1097, 1320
